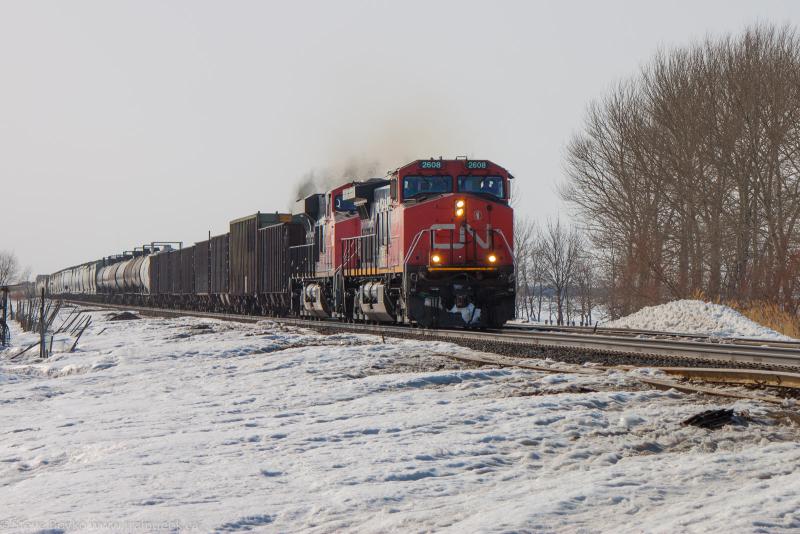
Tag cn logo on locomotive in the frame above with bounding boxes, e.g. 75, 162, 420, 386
429, 223, 493, 250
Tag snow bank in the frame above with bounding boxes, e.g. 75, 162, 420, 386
605, 299, 793, 340
1, 310, 799, 532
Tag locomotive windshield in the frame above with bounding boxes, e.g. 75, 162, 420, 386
457, 175, 505, 199
403, 175, 453, 199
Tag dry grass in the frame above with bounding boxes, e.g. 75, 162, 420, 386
726, 300, 800, 339
688, 289, 800, 338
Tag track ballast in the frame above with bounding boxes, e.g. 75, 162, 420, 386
64, 299, 800, 373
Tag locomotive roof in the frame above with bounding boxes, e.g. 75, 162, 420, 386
393, 158, 512, 176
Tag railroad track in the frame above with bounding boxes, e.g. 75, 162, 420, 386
504, 322, 800, 350
62, 299, 800, 372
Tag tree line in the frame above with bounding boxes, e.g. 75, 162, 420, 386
514, 217, 597, 326
561, 24, 800, 318
0, 251, 29, 287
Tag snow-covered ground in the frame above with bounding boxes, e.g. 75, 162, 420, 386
605, 299, 793, 341
1, 309, 799, 532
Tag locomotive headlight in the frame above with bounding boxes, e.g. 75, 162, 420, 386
455, 199, 465, 217
431, 254, 442, 264
488, 254, 497, 263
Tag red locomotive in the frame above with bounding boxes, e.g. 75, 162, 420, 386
43, 158, 516, 328
291, 158, 515, 327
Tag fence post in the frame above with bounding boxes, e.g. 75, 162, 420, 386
1, 287, 7, 347
39, 288, 46, 358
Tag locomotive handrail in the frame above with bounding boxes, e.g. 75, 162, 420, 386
337, 239, 360, 276
341, 234, 379, 277
408, 226, 512, 267
403, 229, 427, 266
340, 234, 377, 243
493, 229, 515, 269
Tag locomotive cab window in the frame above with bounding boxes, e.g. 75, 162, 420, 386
334, 194, 357, 213
457, 175, 505, 200
403, 175, 453, 200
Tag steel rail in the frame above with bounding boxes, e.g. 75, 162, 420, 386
503, 322, 800, 349
62, 299, 800, 371
658, 367, 800, 389
450, 351, 799, 402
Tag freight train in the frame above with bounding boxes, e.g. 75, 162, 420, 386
40, 158, 515, 328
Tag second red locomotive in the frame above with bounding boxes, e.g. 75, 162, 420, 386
292, 158, 515, 327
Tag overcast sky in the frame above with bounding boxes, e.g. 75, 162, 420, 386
2, 0, 799, 275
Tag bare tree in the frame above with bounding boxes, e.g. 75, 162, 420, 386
513, 216, 535, 319
575, 257, 596, 326
563, 23, 800, 317
541, 219, 581, 325
0, 251, 20, 286
528, 228, 547, 322
513, 217, 548, 321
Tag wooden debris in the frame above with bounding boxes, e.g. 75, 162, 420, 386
682, 409, 736, 429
